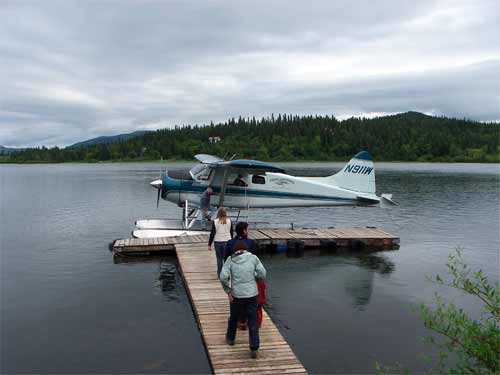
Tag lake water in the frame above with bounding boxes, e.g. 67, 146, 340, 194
1, 162, 499, 374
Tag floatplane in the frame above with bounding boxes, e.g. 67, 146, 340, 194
133, 151, 397, 238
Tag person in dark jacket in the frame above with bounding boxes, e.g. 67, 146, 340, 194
225, 222, 257, 260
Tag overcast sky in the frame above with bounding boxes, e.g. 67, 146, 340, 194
1, 0, 499, 147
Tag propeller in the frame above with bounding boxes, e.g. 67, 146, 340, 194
151, 157, 164, 209
150, 179, 163, 209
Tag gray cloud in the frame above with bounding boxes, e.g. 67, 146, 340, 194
1, 0, 499, 147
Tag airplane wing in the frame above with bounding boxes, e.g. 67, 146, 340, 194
194, 154, 224, 164
221, 159, 284, 173
194, 154, 284, 174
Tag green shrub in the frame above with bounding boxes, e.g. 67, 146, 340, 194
377, 248, 500, 374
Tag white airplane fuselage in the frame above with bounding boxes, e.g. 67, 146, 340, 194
151, 151, 394, 210
160, 172, 379, 209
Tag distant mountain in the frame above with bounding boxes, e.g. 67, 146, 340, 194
0, 145, 25, 154
389, 111, 433, 120
69, 130, 150, 148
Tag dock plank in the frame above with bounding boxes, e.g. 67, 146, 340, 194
248, 230, 271, 241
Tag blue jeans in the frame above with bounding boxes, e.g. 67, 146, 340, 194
226, 296, 259, 350
200, 207, 216, 227
214, 242, 227, 276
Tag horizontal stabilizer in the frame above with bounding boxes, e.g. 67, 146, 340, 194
380, 194, 399, 207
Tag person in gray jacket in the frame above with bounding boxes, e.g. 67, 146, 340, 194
199, 187, 215, 227
219, 240, 266, 358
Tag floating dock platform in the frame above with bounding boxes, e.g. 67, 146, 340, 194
111, 227, 399, 374
112, 227, 399, 256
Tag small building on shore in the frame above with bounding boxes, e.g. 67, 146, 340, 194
208, 136, 221, 144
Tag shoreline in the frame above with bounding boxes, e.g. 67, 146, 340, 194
1, 159, 499, 165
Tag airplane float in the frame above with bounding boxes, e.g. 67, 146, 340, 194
136, 151, 397, 238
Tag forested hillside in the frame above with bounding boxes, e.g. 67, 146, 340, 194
4, 112, 499, 163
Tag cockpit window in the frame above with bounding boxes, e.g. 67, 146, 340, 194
190, 164, 205, 176
189, 164, 212, 181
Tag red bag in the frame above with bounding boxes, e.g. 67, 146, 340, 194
256, 279, 266, 305
256, 279, 266, 327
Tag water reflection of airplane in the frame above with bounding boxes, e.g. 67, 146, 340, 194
112, 257, 182, 301
113, 244, 395, 309
141, 151, 397, 237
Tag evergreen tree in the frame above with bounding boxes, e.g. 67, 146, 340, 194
3, 112, 499, 163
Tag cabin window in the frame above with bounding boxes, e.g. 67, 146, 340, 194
229, 174, 248, 187
252, 175, 266, 184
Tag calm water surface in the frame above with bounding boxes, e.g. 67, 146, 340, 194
1, 162, 499, 374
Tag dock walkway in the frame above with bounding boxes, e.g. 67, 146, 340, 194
176, 242, 308, 375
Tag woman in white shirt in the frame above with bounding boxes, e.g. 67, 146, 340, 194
208, 207, 234, 275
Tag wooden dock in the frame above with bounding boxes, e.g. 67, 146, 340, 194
111, 227, 399, 374
112, 227, 399, 255
176, 242, 308, 375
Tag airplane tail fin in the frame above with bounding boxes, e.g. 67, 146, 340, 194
327, 151, 376, 194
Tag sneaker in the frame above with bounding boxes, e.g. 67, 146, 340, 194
250, 349, 258, 359
225, 337, 235, 346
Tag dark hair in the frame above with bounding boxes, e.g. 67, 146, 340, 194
235, 222, 248, 236
233, 240, 248, 251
